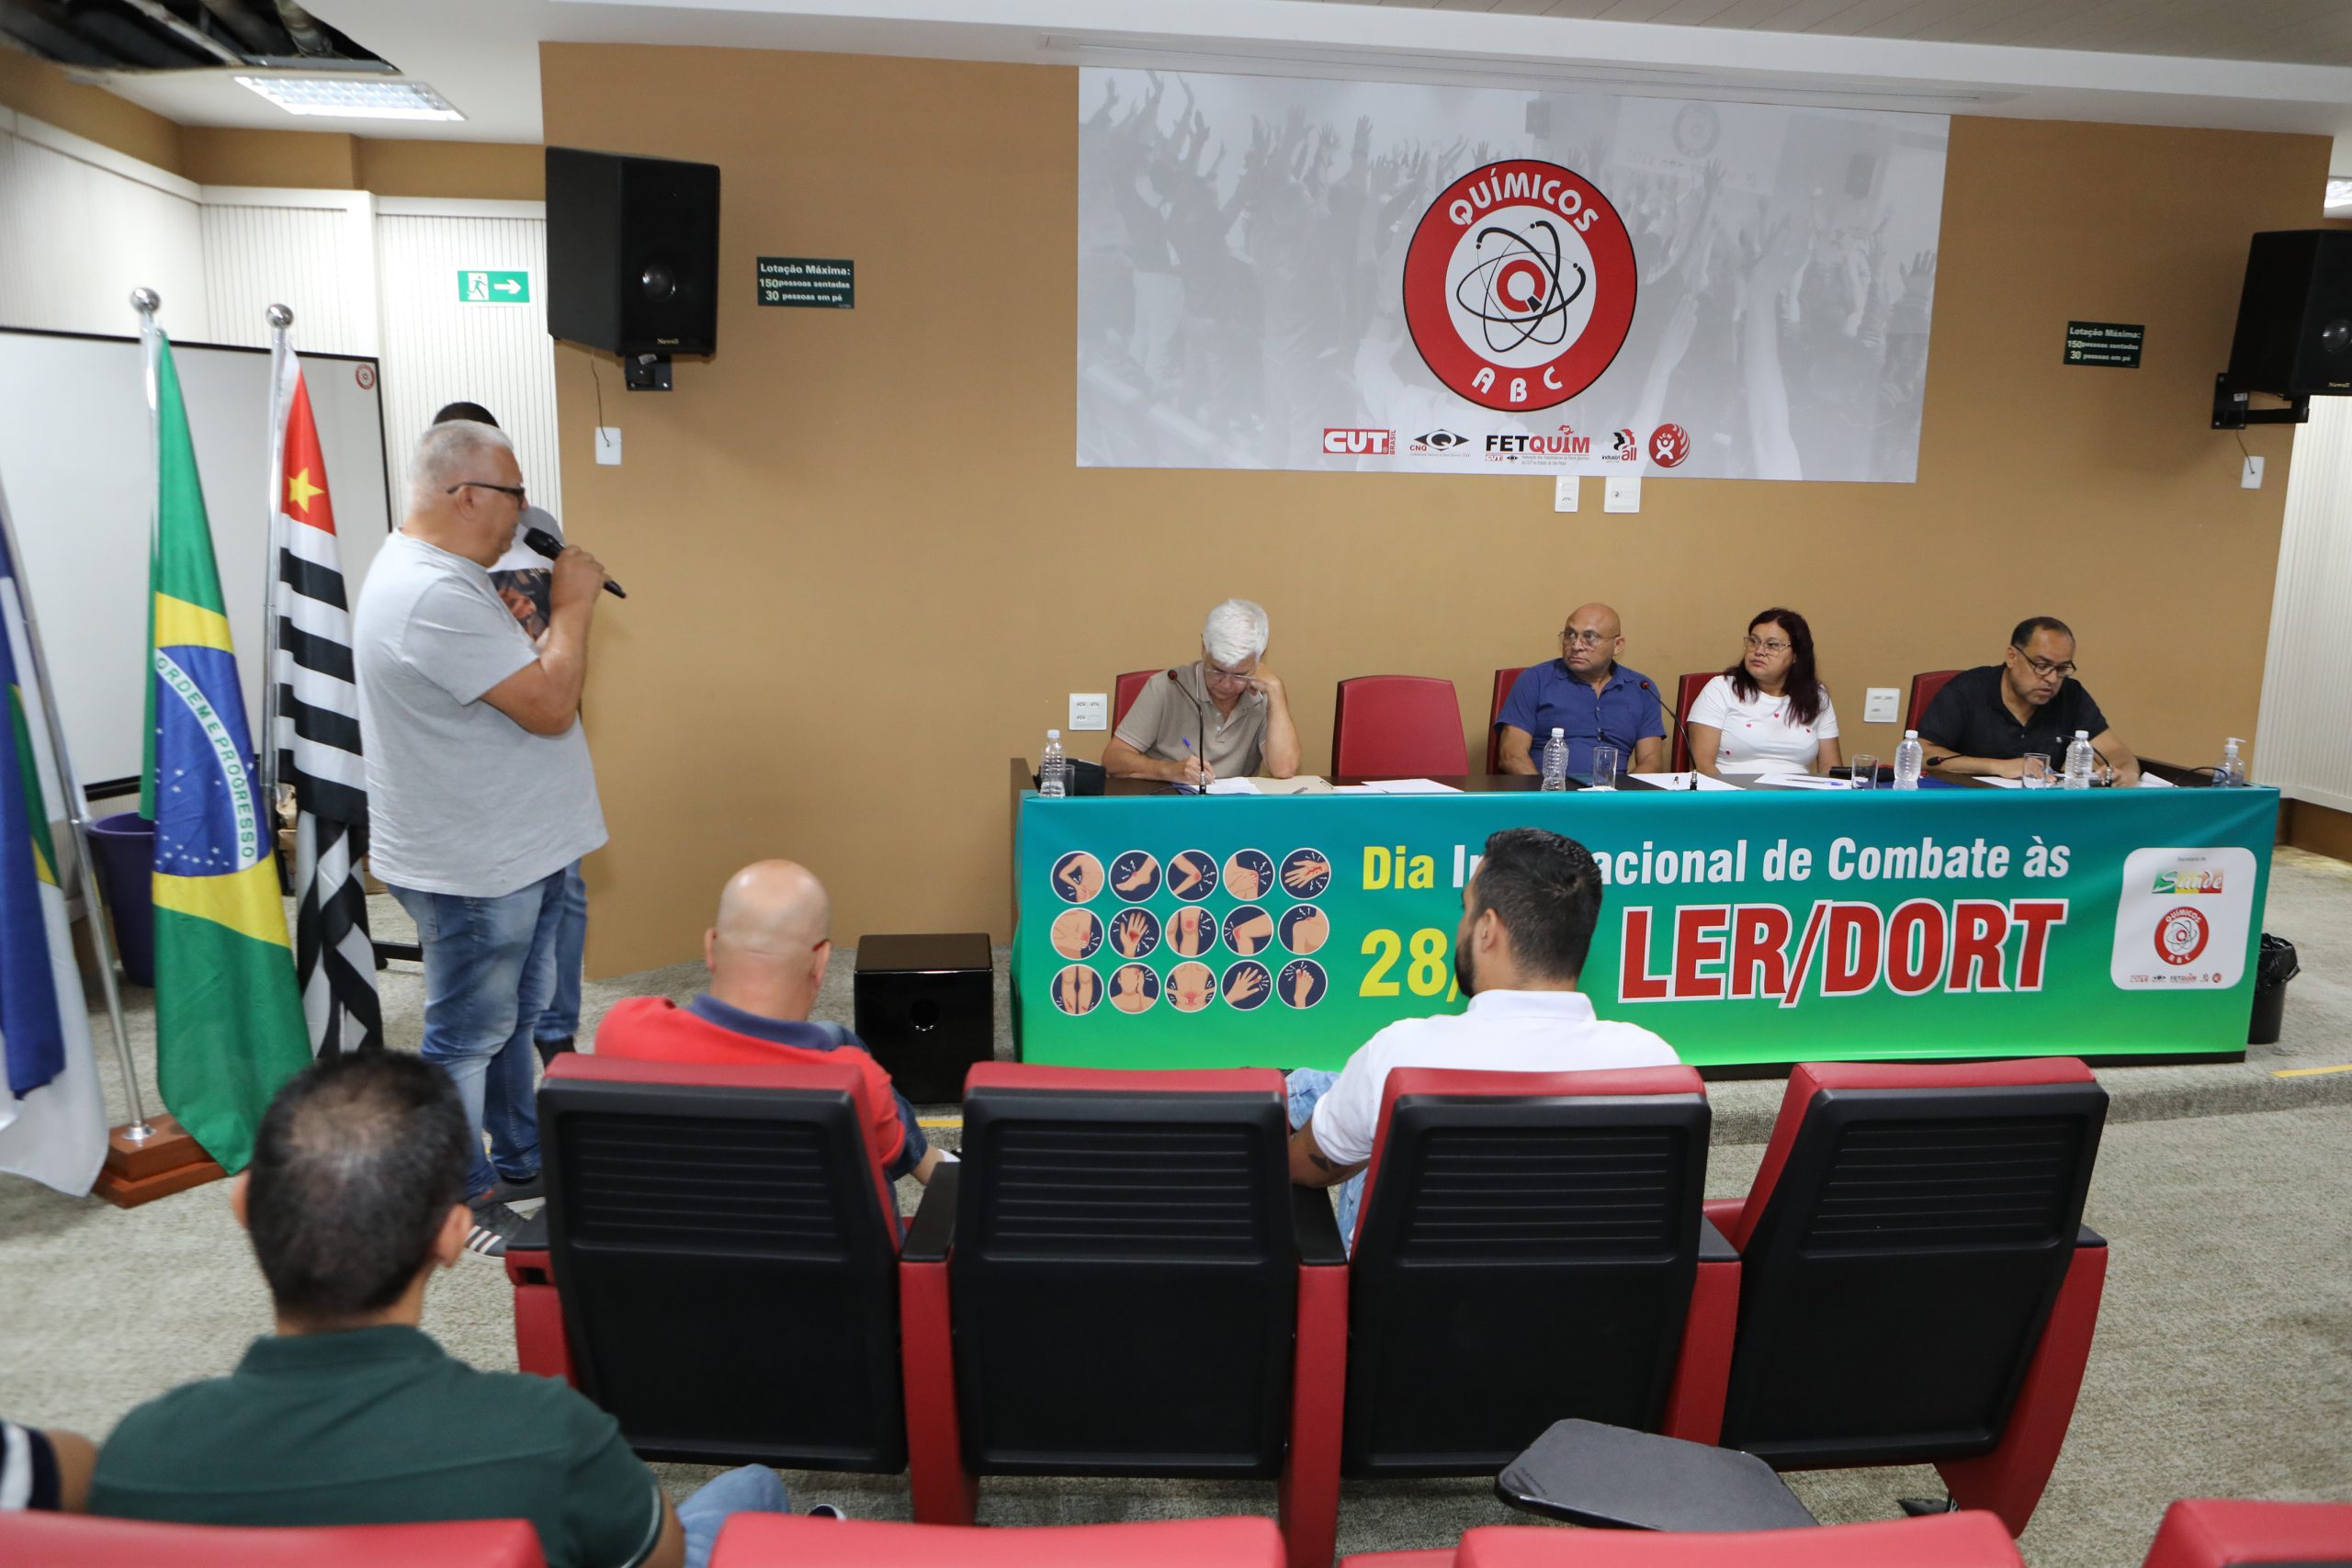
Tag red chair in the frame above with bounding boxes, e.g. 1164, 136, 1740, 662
1340, 1068, 1735, 1468
1337, 1511, 2022, 1568
506, 1054, 910, 1472
1112, 669, 1163, 732
1484, 666, 1527, 773
900, 1064, 1345, 1568
0, 1515, 544, 1568
713, 1514, 1286, 1568
1333, 675, 1467, 779
1907, 669, 1961, 735
2143, 1499, 2352, 1568
1669, 671, 1713, 772
1705, 1059, 2109, 1536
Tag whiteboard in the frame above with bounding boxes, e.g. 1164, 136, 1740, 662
0, 329, 391, 790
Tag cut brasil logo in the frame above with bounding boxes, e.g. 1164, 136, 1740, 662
1403, 160, 1637, 413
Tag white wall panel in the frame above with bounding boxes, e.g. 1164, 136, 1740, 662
198, 195, 376, 356
2253, 396, 2352, 812
0, 122, 207, 341
373, 211, 559, 524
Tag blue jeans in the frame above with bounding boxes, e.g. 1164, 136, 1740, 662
1286, 1067, 1362, 1252
391, 870, 568, 1197
678, 1464, 791, 1568
535, 861, 588, 1046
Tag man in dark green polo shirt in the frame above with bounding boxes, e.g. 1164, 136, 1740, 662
89, 1053, 792, 1568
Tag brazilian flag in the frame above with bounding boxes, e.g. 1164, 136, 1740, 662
141, 333, 309, 1172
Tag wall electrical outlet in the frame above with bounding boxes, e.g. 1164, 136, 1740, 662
1069, 693, 1108, 731
1864, 686, 1900, 725
1554, 475, 1578, 513
2241, 455, 2264, 490
594, 427, 622, 466
1604, 475, 1641, 513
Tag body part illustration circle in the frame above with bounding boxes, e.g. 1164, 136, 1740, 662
1279, 849, 1332, 898
1050, 908, 1102, 961
1223, 905, 1275, 958
1109, 963, 1159, 1014
1106, 908, 1161, 961
1051, 851, 1103, 904
1280, 904, 1330, 956
1221, 960, 1272, 1011
1222, 849, 1275, 901
1279, 959, 1328, 1009
1168, 961, 1216, 1013
1166, 905, 1219, 960
1109, 850, 1161, 902
1051, 964, 1101, 1016
1167, 849, 1219, 901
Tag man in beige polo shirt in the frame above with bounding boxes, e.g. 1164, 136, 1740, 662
1102, 598, 1302, 786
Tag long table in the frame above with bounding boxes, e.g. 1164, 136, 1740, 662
1008, 764, 2278, 1070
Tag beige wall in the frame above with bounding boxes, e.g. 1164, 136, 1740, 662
0, 46, 183, 171
538, 42, 2325, 976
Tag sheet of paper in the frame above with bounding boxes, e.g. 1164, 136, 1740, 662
1630, 771, 1742, 792
1363, 778, 1462, 795
2135, 773, 2177, 788
1332, 784, 1385, 794
1749, 773, 1859, 790
1975, 777, 2027, 789
1249, 775, 1332, 795
1204, 777, 1261, 795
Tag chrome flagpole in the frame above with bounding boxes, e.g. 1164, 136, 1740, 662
259, 305, 292, 847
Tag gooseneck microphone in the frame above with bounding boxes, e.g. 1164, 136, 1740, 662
1636, 678, 1696, 787
523, 526, 627, 599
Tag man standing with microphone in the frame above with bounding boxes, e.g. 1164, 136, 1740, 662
355, 420, 610, 1257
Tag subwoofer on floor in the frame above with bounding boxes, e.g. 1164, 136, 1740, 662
853, 933, 994, 1107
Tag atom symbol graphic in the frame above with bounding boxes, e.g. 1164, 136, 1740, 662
1454, 220, 1587, 355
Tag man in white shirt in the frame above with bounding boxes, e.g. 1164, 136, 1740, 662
1288, 827, 1679, 1245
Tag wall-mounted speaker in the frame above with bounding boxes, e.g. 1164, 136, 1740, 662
2224, 231, 2352, 397
545, 146, 721, 362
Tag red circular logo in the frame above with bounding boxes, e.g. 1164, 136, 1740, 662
355, 364, 376, 390
1649, 423, 1690, 468
1402, 161, 1636, 412
2154, 908, 2209, 967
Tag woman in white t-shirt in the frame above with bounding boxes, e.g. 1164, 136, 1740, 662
1688, 607, 1843, 776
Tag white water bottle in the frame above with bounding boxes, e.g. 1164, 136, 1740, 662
1540, 728, 1569, 791
1893, 729, 1924, 790
1039, 729, 1067, 797
2063, 729, 2096, 790
2214, 737, 2245, 788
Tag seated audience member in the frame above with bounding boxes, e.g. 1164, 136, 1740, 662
596, 861, 944, 1184
4, 1417, 94, 1512
1287, 828, 1679, 1245
89, 1054, 794, 1568
1496, 603, 1668, 776
1918, 616, 2141, 785
1688, 607, 1842, 777
1102, 598, 1302, 784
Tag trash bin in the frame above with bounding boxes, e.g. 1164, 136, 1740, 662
85, 811, 155, 987
2248, 933, 2299, 1046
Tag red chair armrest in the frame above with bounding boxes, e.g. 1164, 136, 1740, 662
505, 1247, 572, 1385
1279, 1238, 1348, 1568
899, 1168, 974, 1525
1662, 1220, 1738, 1444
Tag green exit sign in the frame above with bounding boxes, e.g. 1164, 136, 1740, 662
458, 269, 530, 305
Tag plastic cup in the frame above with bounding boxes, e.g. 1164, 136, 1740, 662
1849, 754, 1878, 789
1589, 745, 1620, 791
2020, 753, 2052, 789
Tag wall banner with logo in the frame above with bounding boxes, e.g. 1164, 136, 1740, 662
1013, 788, 2276, 1071
1077, 71, 1949, 482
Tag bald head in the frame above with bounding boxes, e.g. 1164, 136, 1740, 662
1560, 602, 1626, 679
705, 861, 834, 1020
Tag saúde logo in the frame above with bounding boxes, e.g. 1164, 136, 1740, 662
1409, 429, 1469, 454
2154, 868, 2224, 895
1649, 423, 1691, 468
2154, 908, 2210, 967
1402, 160, 1637, 412
1322, 428, 1395, 456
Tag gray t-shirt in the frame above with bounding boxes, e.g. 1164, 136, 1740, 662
355, 533, 605, 897
1114, 662, 1269, 778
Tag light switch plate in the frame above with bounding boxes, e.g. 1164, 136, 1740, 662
1069, 693, 1108, 731
2241, 455, 2264, 490
1554, 475, 1579, 513
594, 426, 622, 466
1604, 475, 1641, 513
1864, 686, 1900, 725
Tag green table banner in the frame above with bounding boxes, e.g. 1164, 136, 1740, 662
1012, 787, 2278, 1070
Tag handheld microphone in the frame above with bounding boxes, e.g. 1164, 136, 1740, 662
523, 526, 627, 599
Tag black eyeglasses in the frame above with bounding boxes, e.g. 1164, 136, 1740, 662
2010, 647, 2079, 680
446, 480, 526, 504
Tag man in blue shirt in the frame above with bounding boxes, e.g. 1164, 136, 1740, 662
1496, 603, 1667, 777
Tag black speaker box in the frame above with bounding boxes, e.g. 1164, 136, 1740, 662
2225, 231, 2352, 396
854, 933, 994, 1106
546, 146, 721, 357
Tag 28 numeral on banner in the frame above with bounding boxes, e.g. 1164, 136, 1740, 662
1361, 928, 1460, 1000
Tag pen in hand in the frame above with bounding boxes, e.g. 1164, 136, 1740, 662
1180, 736, 1213, 791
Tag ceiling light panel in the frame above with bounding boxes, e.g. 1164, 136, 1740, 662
234, 76, 464, 122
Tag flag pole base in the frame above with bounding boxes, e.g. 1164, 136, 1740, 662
93, 1114, 223, 1208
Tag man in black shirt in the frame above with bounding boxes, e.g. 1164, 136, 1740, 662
1918, 616, 2141, 785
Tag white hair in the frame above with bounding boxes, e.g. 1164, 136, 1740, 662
409, 419, 515, 502
1202, 598, 1270, 668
